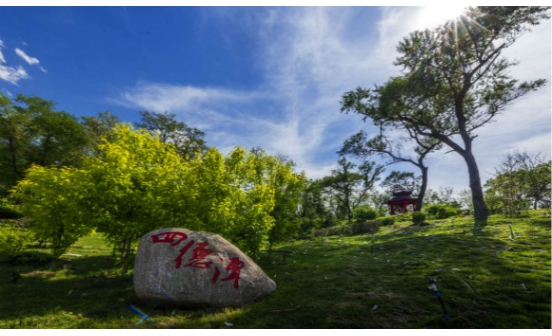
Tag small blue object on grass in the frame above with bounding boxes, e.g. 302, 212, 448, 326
129, 305, 153, 326
425, 276, 450, 320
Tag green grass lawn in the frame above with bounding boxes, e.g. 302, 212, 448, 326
1, 211, 550, 328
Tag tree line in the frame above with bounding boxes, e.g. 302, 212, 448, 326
2, 6, 550, 269
299, 6, 551, 232
339, 6, 550, 222
1, 93, 306, 272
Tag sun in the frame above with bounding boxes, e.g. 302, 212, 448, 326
415, 6, 468, 30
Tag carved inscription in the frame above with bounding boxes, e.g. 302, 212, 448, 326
152, 231, 244, 289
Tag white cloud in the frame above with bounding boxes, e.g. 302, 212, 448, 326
114, 82, 259, 113
0, 39, 6, 63
0, 41, 47, 84
111, 82, 274, 155
0, 64, 29, 85
234, 8, 392, 176
15, 48, 39, 65
0, 41, 32, 85
115, 7, 550, 194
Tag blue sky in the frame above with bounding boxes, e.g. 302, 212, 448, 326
1, 6, 550, 195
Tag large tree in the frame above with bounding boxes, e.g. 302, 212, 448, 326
297, 179, 332, 232
484, 151, 551, 216
485, 153, 528, 216
81, 111, 121, 155
515, 152, 551, 210
341, 6, 550, 220
339, 126, 441, 211
320, 157, 384, 222
14, 124, 305, 268
0, 93, 89, 196
249, 149, 307, 253
135, 111, 207, 160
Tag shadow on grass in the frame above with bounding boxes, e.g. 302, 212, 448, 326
0, 221, 550, 328
0, 255, 140, 324
471, 218, 488, 236
226, 230, 550, 328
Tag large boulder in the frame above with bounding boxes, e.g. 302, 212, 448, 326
133, 228, 276, 308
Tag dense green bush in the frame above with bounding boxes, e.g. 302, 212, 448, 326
438, 206, 457, 219
354, 206, 377, 222
13, 125, 307, 261
425, 204, 458, 219
297, 217, 311, 235
412, 211, 426, 225
0, 225, 36, 259
323, 215, 337, 228
380, 216, 396, 226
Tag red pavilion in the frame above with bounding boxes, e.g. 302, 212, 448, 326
388, 190, 417, 215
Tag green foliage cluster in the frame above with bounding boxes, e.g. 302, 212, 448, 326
354, 205, 377, 222
425, 204, 458, 219
0, 93, 90, 197
13, 165, 94, 257
411, 211, 426, 225
319, 157, 384, 222
313, 220, 380, 237
135, 111, 208, 160
379, 216, 396, 226
296, 180, 332, 234
296, 217, 325, 236
0, 224, 35, 259
12, 124, 306, 261
485, 152, 551, 216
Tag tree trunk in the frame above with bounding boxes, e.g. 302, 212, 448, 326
8, 138, 23, 179
39, 133, 52, 166
121, 238, 131, 275
417, 165, 428, 211
345, 191, 353, 222
462, 150, 488, 220
52, 224, 66, 259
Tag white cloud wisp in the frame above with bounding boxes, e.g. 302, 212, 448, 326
0, 41, 43, 85
114, 7, 551, 190
15, 48, 39, 65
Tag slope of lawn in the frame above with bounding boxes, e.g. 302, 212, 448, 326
0, 211, 550, 328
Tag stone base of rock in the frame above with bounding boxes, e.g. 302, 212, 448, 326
133, 228, 276, 308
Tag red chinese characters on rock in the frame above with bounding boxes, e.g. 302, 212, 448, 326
182, 241, 214, 269
151, 231, 244, 289
174, 240, 195, 269
151, 232, 188, 246
219, 257, 245, 289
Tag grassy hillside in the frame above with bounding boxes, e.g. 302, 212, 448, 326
0, 211, 550, 328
